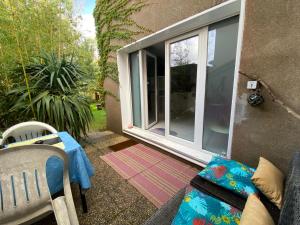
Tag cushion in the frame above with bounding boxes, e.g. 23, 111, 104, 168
198, 156, 258, 198
191, 175, 246, 210
251, 157, 284, 209
190, 175, 281, 223
240, 195, 275, 225
172, 188, 242, 225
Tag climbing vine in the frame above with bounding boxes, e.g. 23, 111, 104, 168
94, 0, 150, 105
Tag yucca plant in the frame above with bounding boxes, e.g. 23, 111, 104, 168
9, 52, 93, 138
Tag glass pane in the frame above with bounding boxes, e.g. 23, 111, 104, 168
169, 36, 198, 141
202, 16, 239, 155
129, 52, 142, 127
147, 55, 156, 126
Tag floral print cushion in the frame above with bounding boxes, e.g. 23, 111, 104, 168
198, 156, 258, 198
172, 189, 241, 225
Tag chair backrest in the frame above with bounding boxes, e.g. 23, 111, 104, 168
0, 145, 74, 225
0, 121, 58, 145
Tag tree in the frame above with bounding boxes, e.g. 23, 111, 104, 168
93, 0, 149, 104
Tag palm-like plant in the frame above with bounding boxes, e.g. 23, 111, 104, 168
9, 52, 93, 138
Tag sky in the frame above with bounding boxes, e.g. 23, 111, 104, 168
74, 0, 96, 39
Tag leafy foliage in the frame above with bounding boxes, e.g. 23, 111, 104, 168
8, 53, 93, 138
93, 0, 150, 103
22, 53, 82, 93
0, 0, 82, 84
0, 0, 97, 132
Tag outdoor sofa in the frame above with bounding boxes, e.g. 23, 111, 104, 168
143, 152, 300, 225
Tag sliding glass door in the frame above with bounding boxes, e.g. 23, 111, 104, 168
165, 29, 208, 148
168, 36, 198, 142
165, 16, 239, 155
202, 16, 239, 155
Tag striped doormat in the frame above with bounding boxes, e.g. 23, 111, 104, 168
101, 143, 199, 207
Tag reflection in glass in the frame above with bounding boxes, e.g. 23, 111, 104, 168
202, 16, 239, 155
169, 36, 198, 141
146, 55, 156, 126
129, 52, 142, 127
170, 37, 198, 67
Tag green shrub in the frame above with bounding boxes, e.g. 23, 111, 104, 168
8, 52, 93, 139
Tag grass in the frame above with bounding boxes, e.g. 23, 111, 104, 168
89, 103, 107, 132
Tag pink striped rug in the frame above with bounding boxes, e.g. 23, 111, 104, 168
101, 143, 199, 207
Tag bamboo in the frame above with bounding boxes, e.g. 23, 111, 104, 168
0, 44, 9, 91
15, 0, 30, 61
37, 1, 43, 54
58, 0, 62, 58
8, 0, 36, 118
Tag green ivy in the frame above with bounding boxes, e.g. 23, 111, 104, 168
93, 0, 150, 104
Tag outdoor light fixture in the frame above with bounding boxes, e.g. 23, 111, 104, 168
247, 81, 264, 106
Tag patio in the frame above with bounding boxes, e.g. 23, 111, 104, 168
1, 127, 298, 225
0, 0, 299, 224
32, 131, 200, 225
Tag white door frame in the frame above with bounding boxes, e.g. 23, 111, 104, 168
142, 50, 158, 129
165, 28, 208, 149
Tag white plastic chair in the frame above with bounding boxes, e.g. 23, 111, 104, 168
0, 145, 79, 225
0, 121, 58, 145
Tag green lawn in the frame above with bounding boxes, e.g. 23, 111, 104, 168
89, 104, 107, 132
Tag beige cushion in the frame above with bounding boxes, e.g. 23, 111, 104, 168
240, 195, 275, 225
251, 157, 284, 209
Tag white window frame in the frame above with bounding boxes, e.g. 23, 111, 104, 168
165, 28, 208, 150
117, 0, 246, 165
